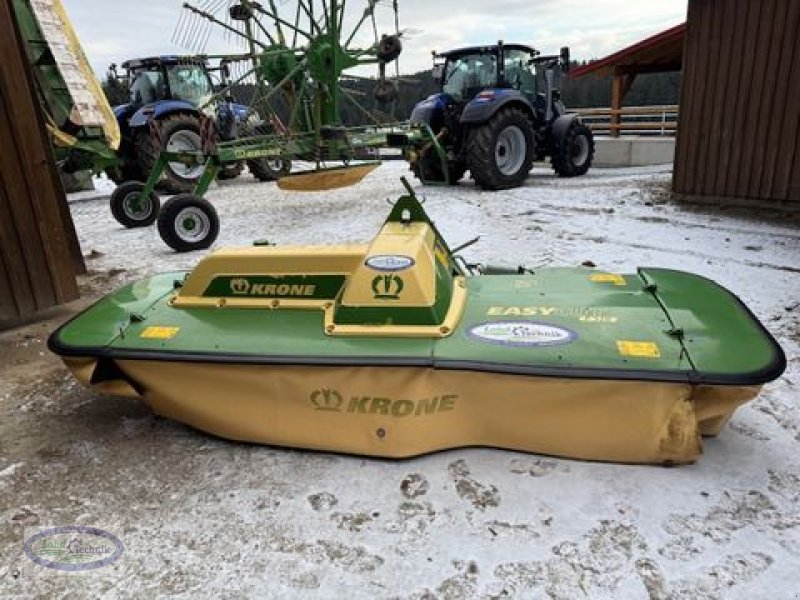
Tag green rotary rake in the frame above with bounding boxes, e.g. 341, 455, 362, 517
112, 0, 408, 252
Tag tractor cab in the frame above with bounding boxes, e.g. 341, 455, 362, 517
120, 57, 216, 110
438, 45, 538, 103
432, 43, 571, 130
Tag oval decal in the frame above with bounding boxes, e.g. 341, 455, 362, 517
366, 255, 415, 272
469, 321, 577, 347
23, 526, 124, 572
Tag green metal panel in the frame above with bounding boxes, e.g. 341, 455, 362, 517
641, 268, 782, 378
435, 268, 688, 372
110, 286, 433, 359
55, 274, 179, 349
50, 266, 785, 385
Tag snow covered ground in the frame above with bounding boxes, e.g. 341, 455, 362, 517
1, 162, 798, 598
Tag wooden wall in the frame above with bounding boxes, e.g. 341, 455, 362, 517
674, 0, 800, 207
0, 0, 81, 323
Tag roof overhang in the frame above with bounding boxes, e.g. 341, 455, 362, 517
570, 23, 685, 78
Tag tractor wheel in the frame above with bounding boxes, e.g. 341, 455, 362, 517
448, 162, 467, 185
466, 107, 534, 190
411, 153, 444, 184
157, 194, 220, 253
105, 157, 144, 185
410, 153, 463, 185
551, 121, 594, 177
239, 122, 292, 181
109, 181, 160, 229
218, 161, 245, 180
137, 113, 205, 194
248, 157, 292, 182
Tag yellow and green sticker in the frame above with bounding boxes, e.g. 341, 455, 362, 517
591, 273, 627, 286
617, 340, 661, 358
140, 326, 180, 340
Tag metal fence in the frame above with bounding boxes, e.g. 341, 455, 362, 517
575, 105, 679, 137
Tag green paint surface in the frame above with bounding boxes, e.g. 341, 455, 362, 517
52, 267, 783, 382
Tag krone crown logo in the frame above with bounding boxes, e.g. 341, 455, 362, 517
371, 275, 404, 300
310, 388, 343, 411
230, 278, 251, 295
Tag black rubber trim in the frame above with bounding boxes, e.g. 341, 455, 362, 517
47, 341, 784, 387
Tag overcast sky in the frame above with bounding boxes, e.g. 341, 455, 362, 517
62, 0, 687, 77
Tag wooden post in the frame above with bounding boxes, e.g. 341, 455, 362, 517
610, 75, 623, 138
611, 70, 636, 137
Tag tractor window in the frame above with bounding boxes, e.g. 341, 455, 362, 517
130, 68, 166, 105
503, 49, 536, 100
443, 53, 497, 101
166, 64, 214, 107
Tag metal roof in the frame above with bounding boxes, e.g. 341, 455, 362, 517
570, 23, 685, 78
121, 56, 208, 70
437, 43, 537, 59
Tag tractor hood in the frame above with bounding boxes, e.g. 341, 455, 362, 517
410, 93, 452, 126
128, 100, 202, 128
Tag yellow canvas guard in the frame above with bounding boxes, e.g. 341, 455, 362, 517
63, 358, 758, 464
277, 163, 380, 191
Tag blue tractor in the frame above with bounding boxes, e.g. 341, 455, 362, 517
108, 56, 289, 200
391, 42, 594, 190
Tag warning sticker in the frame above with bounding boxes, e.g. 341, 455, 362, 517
591, 273, 627, 286
617, 341, 661, 358
140, 327, 180, 340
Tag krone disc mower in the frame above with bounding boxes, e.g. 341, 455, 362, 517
50, 180, 786, 465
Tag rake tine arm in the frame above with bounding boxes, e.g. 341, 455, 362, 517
182, 3, 269, 49
267, 0, 286, 45
251, 3, 315, 40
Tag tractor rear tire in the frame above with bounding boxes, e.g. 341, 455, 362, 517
466, 107, 534, 190
137, 113, 205, 194
448, 162, 467, 185
411, 153, 444, 184
105, 155, 144, 185
248, 157, 292, 182
110, 181, 160, 229
551, 121, 594, 177
218, 161, 245, 180
157, 194, 220, 253
411, 153, 463, 185
239, 122, 292, 181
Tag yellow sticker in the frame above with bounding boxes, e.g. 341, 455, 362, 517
434, 243, 450, 269
591, 273, 627, 286
140, 326, 180, 340
617, 341, 661, 358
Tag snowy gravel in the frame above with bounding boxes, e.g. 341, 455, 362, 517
2, 162, 798, 598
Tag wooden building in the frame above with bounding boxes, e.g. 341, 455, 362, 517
0, 0, 82, 324
674, 0, 800, 208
